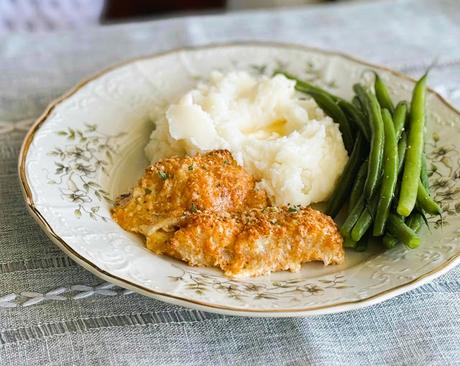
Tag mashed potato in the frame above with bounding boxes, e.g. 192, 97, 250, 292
145, 71, 348, 206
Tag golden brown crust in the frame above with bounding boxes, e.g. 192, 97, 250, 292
111, 150, 269, 235
112, 150, 344, 278
149, 212, 241, 270
151, 206, 344, 277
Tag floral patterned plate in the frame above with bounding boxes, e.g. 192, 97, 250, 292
19, 43, 460, 317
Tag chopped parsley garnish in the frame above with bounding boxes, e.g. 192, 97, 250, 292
158, 171, 169, 181
223, 160, 230, 165
190, 203, 198, 213
288, 207, 298, 213
144, 188, 152, 194
188, 164, 194, 171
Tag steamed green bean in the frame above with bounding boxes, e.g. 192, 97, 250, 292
397, 74, 428, 217
373, 109, 398, 236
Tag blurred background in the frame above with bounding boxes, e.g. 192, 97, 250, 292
0, 0, 369, 35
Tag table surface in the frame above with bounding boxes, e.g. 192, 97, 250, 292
1, 0, 460, 365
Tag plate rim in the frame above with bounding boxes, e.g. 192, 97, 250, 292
18, 41, 460, 317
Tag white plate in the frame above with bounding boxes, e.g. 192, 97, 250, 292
19, 43, 460, 317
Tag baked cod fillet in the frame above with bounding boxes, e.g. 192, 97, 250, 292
147, 206, 344, 277
112, 150, 268, 239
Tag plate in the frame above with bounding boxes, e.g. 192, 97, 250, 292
19, 42, 460, 317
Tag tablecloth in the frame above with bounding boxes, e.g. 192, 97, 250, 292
1, 0, 459, 364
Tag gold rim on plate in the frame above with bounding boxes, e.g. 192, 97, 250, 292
18, 42, 460, 317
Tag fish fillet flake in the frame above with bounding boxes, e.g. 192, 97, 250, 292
149, 207, 344, 277
112, 150, 344, 277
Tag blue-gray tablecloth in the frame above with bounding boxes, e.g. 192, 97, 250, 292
0, 0, 459, 364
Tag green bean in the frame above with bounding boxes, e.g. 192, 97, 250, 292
393, 101, 408, 140
295, 89, 354, 153
397, 132, 407, 175
350, 99, 386, 239
284, 72, 370, 153
294, 82, 327, 98
383, 210, 425, 249
326, 133, 366, 217
341, 195, 366, 238
354, 238, 369, 252
406, 210, 425, 233
344, 236, 369, 251
350, 161, 368, 208
383, 210, 425, 250
387, 214, 420, 248
338, 100, 371, 141
373, 109, 399, 236
392, 132, 408, 209
417, 150, 442, 215
374, 73, 395, 114
353, 84, 370, 115
417, 180, 442, 215
344, 237, 358, 248
352, 95, 368, 120
285, 72, 360, 151
363, 91, 385, 198
383, 233, 399, 249
397, 74, 428, 217
351, 198, 378, 242
284, 71, 353, 153
420, 153, 430, 190
276, 71, 338, 100
351, 207, 371, 242
352, 96, 361, 108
